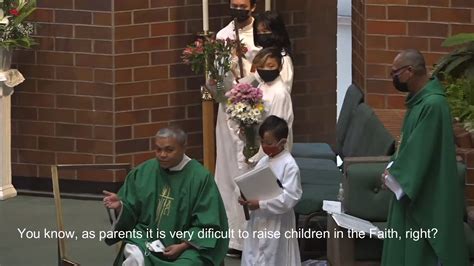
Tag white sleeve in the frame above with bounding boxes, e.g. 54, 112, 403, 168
259, 163, 302, 215
280, 55, 294, 93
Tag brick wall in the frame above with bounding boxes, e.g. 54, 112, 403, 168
11, 0, 337, 184
352, 0, 474, 203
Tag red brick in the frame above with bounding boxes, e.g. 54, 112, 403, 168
77, 169, 115, 182
76, 54, 113, 68
465, 150, 474, 168
367, 50, 398, 64
36, 24, 73, 38
169, 6, 202, 20
116, 110, 150, 126
115, 97, 133, 112
75, 0, 112, 11
151, 0, 185, 7
169, 91, 200, 106
366, 35, 386, 49
76, 111, 113, 125
94, 155, 114, 164
36, 37, 55, 51
115, 12, 132, 26
367, 64, 388, 78
115, 53, 149, 68
150, 79, 186, 93
94, 97, 113, 112
115, 25, 149, 40
77, 139, 113, 154
116, 155, 133, 165
15, 93, 55, 108
94, 69, 113, 83
431, 8, 471, 23
56, 95, 93, 110
169, 63, 195, 78
75, 26, 112, 40
76, 82, 113, 97
14, 79, 37, 94
29, 9, 54, 23
18, 121, 55, 136
55, 38, 92, 52
366, 79, 399, 94
19, 150, 55, 165
172, 119, 202, 133
57, 153, 94, 164
115, 69, 132, 83
92, 12, 112, 26
451, 24, 474, 35
115, 40, 132, 54
12, 164, 38, 177
133, 123, 168, 138
422, 52, 445, 68
134, 37, 169, 52
429, 38, 451, 53
55, 10, 92, 24
38, 137, 75, 152
408, 0, 449, 6
12, 136, 37, 149
115, 139, 150, 154
408, 22, 448, 37
37, 52, 74, 66
366, 0, 407, 3
12, 107, 38, 120
387, 37, 429, 51
56, 123, 93, 138
93, 41, 113, 54
38, 0, 73, 9
451, 0, 474, 7
116, 126, 132, 140
367, 5, 386, 20
134, 9, 169, 24
169, 35, 194, 49
367, 21, 406, 35
38, 109, 75, 123
134, 66, 169, 81
134, 152, 155, 165
467, 169, 474, 184
151, 107, 186, 121
115, 0, 149, 11
151, 22, 186, 36
116, 82, 150, 97
56, 67, 94, 81
37, 80, 75, 95
186, 105, 202, 119
387, 95, 406, 109
134, 94, 169, 109
94, 126, 114, 140
388, 6, 428, 21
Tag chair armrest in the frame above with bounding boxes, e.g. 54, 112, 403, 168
343, 156, 391, 173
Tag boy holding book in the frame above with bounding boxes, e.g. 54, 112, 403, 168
238, 115, 302, 266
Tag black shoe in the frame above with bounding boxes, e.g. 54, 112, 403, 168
226, 248, 242, 258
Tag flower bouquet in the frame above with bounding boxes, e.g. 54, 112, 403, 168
225, 83, 264, 160
181, 37, 247, 102
0, 0, 36, 49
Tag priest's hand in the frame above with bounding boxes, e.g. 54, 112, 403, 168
163, 242, 190, 260
380, 170, 389, 190
103, 190, 122, 210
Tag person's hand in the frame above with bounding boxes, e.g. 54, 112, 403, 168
162, 242, 190, 260
238, 198, 260, 210
103, 190, 122, 210
380, 170, 389, 190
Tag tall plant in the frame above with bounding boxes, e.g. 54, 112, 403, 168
433, 33, 474, 80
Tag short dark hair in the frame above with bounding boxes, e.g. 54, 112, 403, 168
230, 0, 257, 6
252, 46, 283, 69
253, 11, 291, 55
259, 115, 289, 141
398, 49, 427, 76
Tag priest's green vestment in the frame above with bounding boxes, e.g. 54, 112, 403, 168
110, 158, 229, 266
382, 78, 468, 266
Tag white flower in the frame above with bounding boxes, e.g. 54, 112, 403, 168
0, 10, 9, 26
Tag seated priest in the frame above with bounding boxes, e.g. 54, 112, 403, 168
102, 127, 229, 266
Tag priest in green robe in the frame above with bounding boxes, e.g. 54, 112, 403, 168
103, 127, 229, 266
381, 49, 468, 265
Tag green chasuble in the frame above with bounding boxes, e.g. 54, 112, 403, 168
110, 158, 229, 266
382, 78, 468, 266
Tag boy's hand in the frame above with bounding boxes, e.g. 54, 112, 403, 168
238, 197, 260, 210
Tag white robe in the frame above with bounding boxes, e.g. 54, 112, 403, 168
215, 75, 294, 250
215, 18, 261, 251
241, 150, 302, 266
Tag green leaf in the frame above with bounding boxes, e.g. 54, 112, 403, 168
442, 33, 474, 47
444, 55, 471, 76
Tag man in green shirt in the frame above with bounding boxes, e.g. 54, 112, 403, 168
103, 127, 229, 265
381, 49, 468, 265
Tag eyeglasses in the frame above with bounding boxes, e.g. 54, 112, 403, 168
390, 65, 411, 77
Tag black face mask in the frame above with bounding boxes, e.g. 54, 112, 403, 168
230, 8, 250, 23
392, 75, 409, 92
256, 33, 274, 48
257, 69, 280, 83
